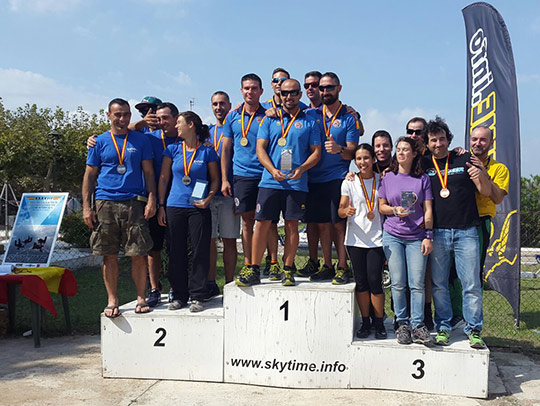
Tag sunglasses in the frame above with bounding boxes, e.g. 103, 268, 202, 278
280, 89, 301, 97
272, 77, 288, 84
319, 85, 337, 92
304, 82, 319, 89
406, 129, 424, 135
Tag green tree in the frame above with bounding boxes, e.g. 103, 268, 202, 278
521, 175, 540, 247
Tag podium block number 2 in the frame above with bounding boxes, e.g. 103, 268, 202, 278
280, 300, 289, 321
154, 327, 167, 347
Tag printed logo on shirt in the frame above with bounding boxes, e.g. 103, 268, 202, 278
234, 197, 240, 207
193, 160, 204, 165
276, 121, 282, 126
333, 119, 341, 128
426, 167, 466, 177
256, 117, 263, 122
127, 147, 138, 153
294, 122, 303, 129
256, 203, 261, 213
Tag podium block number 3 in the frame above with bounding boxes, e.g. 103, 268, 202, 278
154, 327, 167, 347
280, 300, 289, 321
411, 359, 425, 379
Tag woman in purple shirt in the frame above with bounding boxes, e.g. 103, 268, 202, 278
378, 137, 433, 345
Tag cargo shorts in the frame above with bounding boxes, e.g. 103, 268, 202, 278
90, 199, 153, 256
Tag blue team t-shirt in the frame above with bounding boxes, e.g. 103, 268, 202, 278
147, 130, 178, 182
164, 142, 219, 208
306, 106, 361, 183
257, 110, 321, 192
222, 103, 266, 178
208, 123, 231, 197
86, 130, 154, 201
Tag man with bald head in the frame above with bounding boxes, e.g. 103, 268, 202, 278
238, 79, 322, 287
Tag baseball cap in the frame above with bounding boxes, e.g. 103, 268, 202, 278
135, 96, 163, 111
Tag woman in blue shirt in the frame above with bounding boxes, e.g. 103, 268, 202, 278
157, 111, 219, 312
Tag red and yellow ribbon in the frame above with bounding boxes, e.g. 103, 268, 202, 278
278, 108, 300, 143
110, 130, 129, 165
432, 154, 449, 190
182, 141, 200, 179
359, 174, 376, 213
240, 104, 256, 142
213, 125, 223, 154
322, 102, 343, 138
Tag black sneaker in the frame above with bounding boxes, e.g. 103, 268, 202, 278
356, 321, 371, 339
396, 323, 412, 345
262, 256, 271, 276
297, 258, 319, 277
309, 264, 335, 281
281, 267, 296, 286
374, 324, 388, 340
236, 266, 261, 287
146, 288, 161, 307
332, 267, 351, 285
204, 282, 221, 301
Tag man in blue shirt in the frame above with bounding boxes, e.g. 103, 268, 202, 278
237, 79, 321, 287
262, 68, 309, 112
221, 74, 271, 279
303, 72, 361, 284
82, 98, 157, 317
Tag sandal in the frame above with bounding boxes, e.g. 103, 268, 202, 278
135, 302, 151, 314
104, 305, 120, 318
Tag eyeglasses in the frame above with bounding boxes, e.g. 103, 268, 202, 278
304, 82, 319, 89
319, 85, 337, 92
280, 89, 301, 97
406, 129, 424, 135
272, 77, 288, 84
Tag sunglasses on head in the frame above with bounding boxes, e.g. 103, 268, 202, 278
272, 77, 288, 84
304, 82, 319, 89
319, 85, 337, 92
280, 89, 301, 97
406, 129, 424, 135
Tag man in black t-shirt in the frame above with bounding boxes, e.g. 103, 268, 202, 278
424, 117, 490, 349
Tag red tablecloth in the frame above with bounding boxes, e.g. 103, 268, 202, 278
0, 268, 77, 317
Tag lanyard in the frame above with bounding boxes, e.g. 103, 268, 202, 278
432, 154, 449, 190
240, 104, 257, 140
182, 141, 200, 178
110, 130, 129, 165
278, 108, 300, 142
213, 125, 223, 154
322, 102, 343, 138
359, 174, 376, 212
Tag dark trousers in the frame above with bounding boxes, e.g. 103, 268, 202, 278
166, 207, 211, 302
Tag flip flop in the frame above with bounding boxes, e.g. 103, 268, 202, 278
104, 305, 120, 318
135, 302, 151, 314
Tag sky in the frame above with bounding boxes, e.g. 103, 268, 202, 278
0, 0, 538, 176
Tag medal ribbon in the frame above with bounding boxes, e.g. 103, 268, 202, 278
432, 154, 449, 190
182, 141, 200, 179
110, 130, 129, 166
160, 130, 166, 150
213, 125, 223, 154
322, 102, 343, 138
359, 174, 376, 212
278, 108, 300, 142
240, 104, 257, 142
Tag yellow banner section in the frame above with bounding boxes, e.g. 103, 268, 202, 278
11, 267, 65, 293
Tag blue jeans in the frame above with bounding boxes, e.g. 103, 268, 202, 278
430, 227, 483, 334
382, 231, 427, 329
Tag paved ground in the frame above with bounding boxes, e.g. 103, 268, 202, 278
0, 335, 539, 406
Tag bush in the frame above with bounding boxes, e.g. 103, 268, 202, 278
59, 212, 91, 248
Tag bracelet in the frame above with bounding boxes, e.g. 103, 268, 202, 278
392, 207, 398, 216
425, 230, 433, 240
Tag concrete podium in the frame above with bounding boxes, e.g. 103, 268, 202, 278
101, 279, 489, 398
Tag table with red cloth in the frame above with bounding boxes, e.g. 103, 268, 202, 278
0, 267, 77, 347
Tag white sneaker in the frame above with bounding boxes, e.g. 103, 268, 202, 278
189, 300, 204, 312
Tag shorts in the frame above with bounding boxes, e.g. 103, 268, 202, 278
90, 199, 153, 256
254, 188, 307, 222
148, 213, 166, 252
210, 196, 241, 239
233, 175, 261, 214
305, 179, 344, 224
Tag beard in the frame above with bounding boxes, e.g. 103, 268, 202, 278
322, 93, 338, 105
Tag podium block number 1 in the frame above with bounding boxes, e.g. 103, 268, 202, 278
280, 300, 289, 321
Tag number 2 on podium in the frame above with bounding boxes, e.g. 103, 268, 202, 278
280, 300, 289, 321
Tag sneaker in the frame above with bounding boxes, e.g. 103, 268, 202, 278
281, 267, 296, 286
412, 325, 434, 345
168, 299, 186, 310
451, 315, 466, 330
262, 256, 271, 276
356, 321, 371, 339
309, 264, 335, 281
332, 267, 351, 285
374, 324, 387, 340
190, 300, 204, 313
204, 282, 220, 301
297, 258, 319, 277
236, 265, 261, 287
435, 329, 451, 346
268, 262, 282, 281
146, 288, 161, 307
468, 330, 486, 349
396, 324, 412, 345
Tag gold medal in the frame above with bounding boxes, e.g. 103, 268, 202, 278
367, 211, 375, 220
440, 188, 450, 198
240, 104, 256, 148
278, 107, 300, 148
359, 173, 377, 220
240, 138, 249, 147
277, 138, 287, 147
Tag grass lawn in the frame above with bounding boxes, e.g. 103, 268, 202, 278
3, 255, 540, 353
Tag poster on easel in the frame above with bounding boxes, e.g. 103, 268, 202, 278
2, 193, 69, 267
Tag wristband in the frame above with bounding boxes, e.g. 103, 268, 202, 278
392, 207, 398, 216
425, 230, 433, 240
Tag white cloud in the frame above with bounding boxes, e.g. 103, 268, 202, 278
8, 0, 81, 13
517, 73, 540, 85
0, 67, 108, 113
171, 71, 192, 86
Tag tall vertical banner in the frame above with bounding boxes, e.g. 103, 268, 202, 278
463, 2, 521, 323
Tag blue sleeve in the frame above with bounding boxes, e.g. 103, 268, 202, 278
345, 114, 361, 143
257, 117, 270, 140
222, 111, 234, 138
309, 120, 322, 146
141, 134, 154, 160
86, 138, 102, 166
206, 147, 219, 163
164, 143, 175, 159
